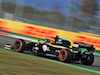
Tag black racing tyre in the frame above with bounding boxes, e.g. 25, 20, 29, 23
81, 53, 94, 65
13, 39, 26, 53
58, 49, 72, 62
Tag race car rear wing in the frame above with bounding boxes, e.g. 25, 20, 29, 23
73, 42, 95, 52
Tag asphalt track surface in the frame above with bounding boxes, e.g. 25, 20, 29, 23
0, 35, 100, 72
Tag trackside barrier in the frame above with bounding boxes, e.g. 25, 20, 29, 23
0, 18, 100, 51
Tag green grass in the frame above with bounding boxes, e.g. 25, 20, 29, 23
0, 49, 99, 75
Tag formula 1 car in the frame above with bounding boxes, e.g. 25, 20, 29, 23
4, 36, 95, 65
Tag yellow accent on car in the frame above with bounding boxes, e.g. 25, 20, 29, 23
30, 40, 45, 44
4, 47, 11, 50
67, 39, 73, 52
30, 41, 39, 43
30, 39, 73, 52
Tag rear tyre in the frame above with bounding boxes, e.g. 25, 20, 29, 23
13, 39, 26, 53
81, 53, 94, 65
58, 49, 72, 62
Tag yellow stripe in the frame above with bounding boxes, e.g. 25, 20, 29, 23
67, 39, 73, 52
30, 41, 39, 43
4, 47, 11, 50
46, 43, 57, 47
30, 41, 45, 44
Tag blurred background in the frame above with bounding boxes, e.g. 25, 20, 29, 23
0, 0, 100, 34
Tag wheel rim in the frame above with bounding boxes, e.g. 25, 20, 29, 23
87, 55, 90, 60
60, 51, 65, 60
15, 41, 20, 50
14, 39, 22, 52
59, 49, 67, 61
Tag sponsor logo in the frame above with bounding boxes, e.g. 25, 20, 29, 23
34, 47, 39, 50
46, 54, 56, 57
79, 43, 91, 47
85, 52, 90, 55
42, 45, 50, 52
73, 51, 78, 53
73, 44, 79, 48
55, 50, 60, 53
57, 46, 67, 49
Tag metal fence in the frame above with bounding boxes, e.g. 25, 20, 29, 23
0, 0, 100, 34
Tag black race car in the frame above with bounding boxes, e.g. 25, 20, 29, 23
4, 36, 95, 65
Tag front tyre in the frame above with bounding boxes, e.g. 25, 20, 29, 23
81, 53, 94, 65
58, 49, 72, 62
13, 39, 26, 53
